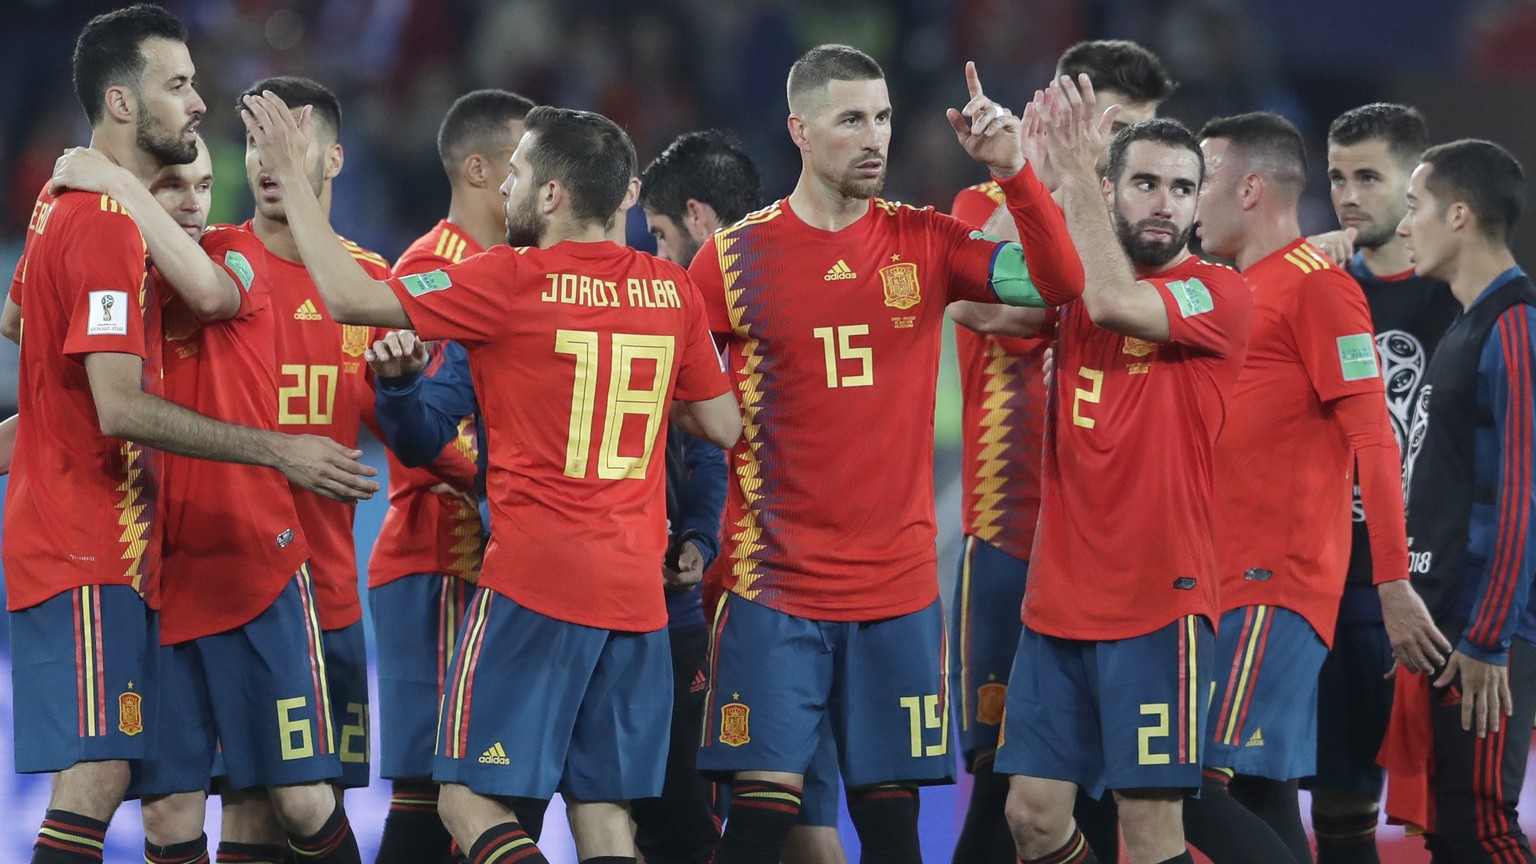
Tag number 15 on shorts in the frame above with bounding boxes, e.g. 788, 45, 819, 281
899, 694, 949, 758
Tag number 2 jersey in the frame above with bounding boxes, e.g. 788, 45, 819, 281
1025, 256, 1252, 640
689, 167, 1083, 623
385, 240, 731, 632
246, 221, 391, 630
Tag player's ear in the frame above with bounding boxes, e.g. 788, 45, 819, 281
104, 84, 134, 125
787, 113, 811, 152
1100, 177, 1114, 207
463, 153, 487, 188
323, 142, 344, 181
1239, 173, 1263, 212
1446, 201, 1471, 235
685, 199, 719, 241
541, 180, 562, 216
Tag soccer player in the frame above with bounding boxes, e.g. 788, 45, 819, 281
366, 87, 534, 864
6, 7, 375, 863
980, 78, 1250, 864
235, 77, 393, 840
1386, 138, 1536, 864
52, 137, 369, 864
242, 92, 742, 864
947, 39, 1174, 864
687, 47, 1085, 864
1300, 104, 1463, 864
1191, 112, 1442, 863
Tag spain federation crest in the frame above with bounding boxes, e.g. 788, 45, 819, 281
118, 690, 143, 736
341, 324, 371, 358
976, 682, 1007, 725
719, 702, 751, 747
1122, 336, 1157, 358
880, 262, 921, 310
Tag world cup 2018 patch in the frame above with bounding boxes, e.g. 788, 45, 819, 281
1167, 278, 1213, 318
1336, 333, 1380, 382
225, 251, 256, 292
401, 270, 452, 297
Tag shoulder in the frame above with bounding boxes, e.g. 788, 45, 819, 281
52, 190, 141, 240
715, 200, 787, 242
338, 235, 393, 276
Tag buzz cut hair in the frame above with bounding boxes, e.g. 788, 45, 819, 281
1420, 139, 1526, 244
1327, 103, 1430, 170
437, 89, 537, 181
1055, 40, 1176, 104
786, 44, 884, 112
522, 106, 637, 225
1199, 111, 1307, 198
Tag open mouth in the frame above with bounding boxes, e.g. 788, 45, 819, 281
258, 174, 282, 200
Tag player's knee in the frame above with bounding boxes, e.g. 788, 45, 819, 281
1003, 783, 1067, 847
269, 781, 336, 837
49, 759, 131, 821
140, 792, 207, 845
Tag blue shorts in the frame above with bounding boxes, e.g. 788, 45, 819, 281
1206, 605, 1328, 781
372, 574, 473, 780
323, 621, 371, 788
949, 537, 1027, 767
995, 616, 1214, 798
697, 594, 955, 789
132, 568, 341, 794
434, 588, 671, 801
10, 585, 158, 773
713, 717, 843, 827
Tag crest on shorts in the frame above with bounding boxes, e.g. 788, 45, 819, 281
1122, 336, 1157, 358
118, 690, 143, 736
976, 683, 1007, 725
341, 324, 371, 358
719, 702, 751, 747
880, 262, 921, 310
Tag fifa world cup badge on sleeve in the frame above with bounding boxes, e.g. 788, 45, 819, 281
880, 260, 921, 310
118, 686, 143, 736
719, 696, 751, 747
88, 290, 129, 335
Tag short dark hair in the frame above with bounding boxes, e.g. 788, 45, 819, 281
1055, 40, 1176, 104
1328, 103, 1429, 169
1419, 139, 1526, 243
1105, 118, 1203, 186
240, 76, 342, 141
437, 89, 537, 180
1199, 111, 1307, 195
73, 3, 188, 125
639, 130, 762, 228
787, 44, 884, 110
522, 106, 637, 225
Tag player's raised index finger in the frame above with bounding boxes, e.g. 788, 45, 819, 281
965, 61, 984, 100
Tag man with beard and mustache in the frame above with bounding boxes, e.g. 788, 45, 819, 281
240, 94, 743, 864
1301, 103, 1462, 864
982, 82, 1251, 864
685, 46, 1087, 864
5, 8, 378, 864
1190, 112, 1442, 864
225, 75, 394, 861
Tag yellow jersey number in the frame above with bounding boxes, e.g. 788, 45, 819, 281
555, 330, 676, 480
1137, 702, 1172, 765
898, 694, 950, 758
278, 364, 339, 426
812, 325, 873, 388
1072, 366, 1103, 428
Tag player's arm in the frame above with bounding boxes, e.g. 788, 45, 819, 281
1, 295, 20, 345
671, 394, 740, 450
51, 148, 240, 321
241, 93, 410, 328
1433, 306, 1536, 735
0, 413, 16, 474
948, 204, 1051, 337
83, 351, 378, 501
676, 429, 727, 570
371, 332, 480, 467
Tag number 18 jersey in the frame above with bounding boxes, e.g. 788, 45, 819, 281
386, 240, 731, 632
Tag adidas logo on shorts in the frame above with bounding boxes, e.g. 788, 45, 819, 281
478, 742, 511, 765
294, 299, 323, 321
823, 259, 858, 281
689, 669, 708, 694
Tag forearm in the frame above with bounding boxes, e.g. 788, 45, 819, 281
113, 388, 282, 468
0, 413, 16, 474
1, 296, 20, 344
1334, 391, 1411, 586
995, 164, 1085, 306
272, 166, 410, 328
948, 300, 1047, 337
107, 180, 237, 320
375, 376, 463, 466
1055, 175, 1162, 338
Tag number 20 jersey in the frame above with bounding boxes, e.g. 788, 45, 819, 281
1026, 256, 1251, 641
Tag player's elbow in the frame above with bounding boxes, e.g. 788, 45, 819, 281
92, 390, 137, 439
189, 288, 241, 323
0, 316, 19, 346
680, 393, 742, 450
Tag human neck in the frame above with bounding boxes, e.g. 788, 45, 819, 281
446, 188, 505, 251
1444, 243, 1519, 310
252, 183, 333, 263
87, 129, 165, 187
1234, 207, 1303, 271
1357, 236, 1413, 277
1136, 248, 1193, 277
787, 170, 871, 233
541, 217, 611, 248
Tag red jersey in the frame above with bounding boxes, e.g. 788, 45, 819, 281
952, 181, 1049, 560
247, 221, 391, 629
690, 167, 1078, 622
368, 220, 484, 589
386, 240, 731, 631
158, 226, 310, 643
4, 188, 162, 610
1026, 256, 1252, 640
1213, 239, 1385, 644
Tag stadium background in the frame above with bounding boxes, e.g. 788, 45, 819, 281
2, 0, 1535, 859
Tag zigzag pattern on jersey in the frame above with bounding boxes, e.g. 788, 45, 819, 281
970, 339, 1030, 544
448, 416, 483, 582
716, 204, 787, 601
115, 440, 155, 594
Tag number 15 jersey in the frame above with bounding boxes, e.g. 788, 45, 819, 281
386, 241, 731, 632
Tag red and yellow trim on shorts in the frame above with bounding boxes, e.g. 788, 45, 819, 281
443, 588, 493, 760
295, 563, 336, 755
73, 586, 108, 738
1215, 604, 1274, 747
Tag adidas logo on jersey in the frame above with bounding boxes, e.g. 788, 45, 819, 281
689, 669, 708, 694
824, 260, 858, 281
1244, 728, 1265, 747
294, 299, 323, 321
478, 742, 511, 765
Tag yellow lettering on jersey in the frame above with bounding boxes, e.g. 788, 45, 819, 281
627, 278, 650, 308
541, 273, 558, 302
541, 272, 621, 308
27, 200, 53, 236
